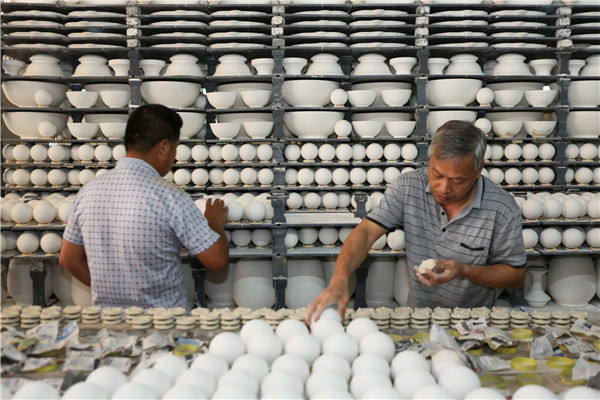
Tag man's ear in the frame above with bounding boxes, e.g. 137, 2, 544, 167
157, 139, 170, 156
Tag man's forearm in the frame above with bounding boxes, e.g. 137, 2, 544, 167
461, 263, 526, 289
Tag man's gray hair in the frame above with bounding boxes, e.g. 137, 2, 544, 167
428, 120, 487, 171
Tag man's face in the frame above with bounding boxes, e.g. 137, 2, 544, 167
428, 153, 482, 206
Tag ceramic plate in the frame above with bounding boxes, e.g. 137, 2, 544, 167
209, 20, 268, 27
430, 31, 487, 37
291, 42, 347, 48
212, 10, 267, 17
8, 31, 66, 38
429, 10, 487, 17
152, 43, 207, 49
492, 32, 544, 38
293, 10, 349, 17
6, 20, 63, 27
351, 9, 408, 17
151, 10, 207, 17
289, 31, 347, 38
68, 43, 126, 49
151, 21, 207, 27
431, 20, 488, 26
209, 43, 267, 49
68, 10, 125, 18
350, 20, 407, 27
434, 42, 488, 48
209, 32, 269, 38
7, 10, 64, 18
152, 32, 206, 38
65, 21, 125, 27
12, 43, 66, 49
351, 42, 407, 48
289, 20, 348, 28
573, 11, 600, 16
68, 32, 126, 38
571, 22, 600, 28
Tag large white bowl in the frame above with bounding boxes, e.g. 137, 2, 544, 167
66, 91, 99, 108
68, 122, 100, 139
351, 81, 412, 106
140, 81, 201, 108
426, 79, 483, 106
210, 122, 241, 139
177, 112, 206, 138
217, 82, 273, 108
568, 80, 600, 107
567, 111, 600, 138
385, 121, 416, 137
352, 112, 412, 122
352, 121, 383, 138
99, 89, 131, 108
487, 81, 543, 106
523, 121, 556, 137
282, 80, 339, 107
84, 83, 130, 107
492, 120, 523, 137
217, 112, 273, 123
99, 122, 127, 139
207, 92, 237, 109
242, 121, 273, 138
3, 112, 68, 139
2, 81, 67, 107
84, 113, 129, 124
284, 111, 344, 139
240, 89, 272, 108
426, 110, 477, 136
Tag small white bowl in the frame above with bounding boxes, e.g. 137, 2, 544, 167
240, 90, 272, 108
67, 91, 99, 108
524, 90, 557, 107
68, 122, 100, 139
178, 112, 206, 138
99, 90, 131, 108
524, 121, 556, 137
99, 122, 127, 139
242, 121, 273, 138
380, 89, 412, 106
494, 90, 524, 107
492, 120, 523, 137
352, 121, 383, 138
207, 92, 237, 109
347, 90, 376, 107
210, 122, 241, 139
385, 121, 416, 137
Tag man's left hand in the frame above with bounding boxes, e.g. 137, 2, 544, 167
415, 259, 467, 286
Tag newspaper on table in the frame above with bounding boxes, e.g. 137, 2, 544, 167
530, 326, 570, 359
99, 356, 132, 373
142, 333, 174, 352
483, 327, 514, 350
557, 337, 597, 354
571, 318, 600, 338
456, 316, 487, 341
572, 353, 600, 381
22, 357, 56, 372
474, 355, 512, 373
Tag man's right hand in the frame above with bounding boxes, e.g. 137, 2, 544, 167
305, 278, 350, 325
204, 198, 228, 231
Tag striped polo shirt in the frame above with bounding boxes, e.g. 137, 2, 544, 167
367, 167, 526, 308
64, 158, 220, 310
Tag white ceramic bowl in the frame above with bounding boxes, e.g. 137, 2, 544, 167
240, 90, 272, 108
568, 80, 600, 107
493, 90, 525, 107
347, 90, 376, 107
281, 80, 339, 107
217, 82, 274, 108
385, 121, 416, 137
3, 112, 68, 139
84, 83, 130, 107
492, 120, 523, 137
99, 122, 127, 139
99, 90, 131, 108
68, 122, 100, 139
426, 110, 477, 136
242, 121, 273, 138
84, 113, 129, 124
178, 112, 206, 138
218, 112, 274, 123
524, 90, 556, 107
66, 90, 99, 108
210, 122, 241, 139
352, 121, 383, 138
426, 79, 483, 106
351, 81, 412, 106
207, 92, 237, 109
566, 111, 600, 138
284, 111, 344, 139
523, 121, 556, 137
380, 89, 412, 106
3, 81, 67, 107
140, 81, 201, 108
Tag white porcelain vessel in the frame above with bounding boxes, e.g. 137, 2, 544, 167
205, 262, 235, 306
164, 54, 204, 77
285, 258, 326, 309
365, 257, 396, 307
23, 54, 63, 77
7, 259, 53, 306
214, 54, 252, 77
53, 262, 74, 306
353, 53, 391, 76
547, 255, 596, 307
492, 53, 532, 76
393, 256, 410, 307
389, 57, 417, 75
232, 259, 275, 309
73, 55, 112, 77
306, 53, 344, 76
524, 267, 550, 307
446, 54, 484, 75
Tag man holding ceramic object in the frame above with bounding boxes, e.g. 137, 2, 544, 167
60, 104, 229, 310
307, 120, 526, 322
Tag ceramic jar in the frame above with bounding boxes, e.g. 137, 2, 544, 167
214, 54, 252, 77
365, 257, 396, 307
428, 57, 449, 75
446, 54, 484, 75
529, 59, 557, 76
251, 58, 275, 75
139, 59, 166, 76
71, 276, 92, 307
547, 255, 597, 307
580, 54, 600, 77
492, 53, 533, 76
389, 57, 417, 75
393, 256, 410, 307
164, 54, 204, 77
570, 54, 600, 107
285, 258, 326, 309
306, 53, 344, 76
72, 55, 112, 77
52, 262, 74, 306
7, 259, 53, 306
524, 266, 550, 307
3, 59, 26, 76
232, 258, 275, 309
23, 54, 64, 77
205, 262, 235, 307
108, 59, 130, 76
353, 53, 392, 76
282, 57, 308, 75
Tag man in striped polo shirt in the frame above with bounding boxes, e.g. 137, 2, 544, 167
307, 120, 527, 322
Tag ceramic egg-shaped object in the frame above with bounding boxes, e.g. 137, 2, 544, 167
335, 119, 352, 138
538, 143, 555, 160
191, 169, 209, 186
562, 197, 583, 219
30, 169, 48, 186
191, 144, 209, 162
257, 144, 273, 162
332, 168, 350, 185
245, 201, 266, 222
360, 331, 395, 363
503, 143, 522, 160
209, 168, 224, 185
284, 169, 298, 185
350, 168, 367, 185
301, 143, 319, 161
318, 144, 336, 162
367, 168, 384, 186
298, 228, 319, 246
285, 332, 321, 366
540, 227, 562, 249
231, 229, 252, 247
112, 144, 126, 161
438, 365, 480, 399
17, 231, 40, 254
521, 198, 543, 219
79, 169, 96, 186
401, 143, 418, 161
94, 144, 112, 162
226, 200, 244, 222
490, 144, 503, 160
504, 168, 522, 185
383, 144, 401, 161
304, 192, 322, 209
284, 228, 299, 248
522, 228, 538, 249
538, 167, 555, 184
315, 168, 333, 186
10, 202, 33, 224
575, 167, 594, 184
284, 144, 301, 161
387, 230, 406, 251
542, 198, 562, 219
336, 143, 353, 161
297, 168, 315, 186
318, 228, 338, 246
176, 144, 191, 162
562, 227, 585, 249
352, 144, 366, 161
286, 192, 303, 209
12, 144, 31, 161
476, 87, 494, 105
13, 381, 59, 400
32, 200, 56, 224
173, 169, 192, 186
12, 169, 30, 186
258, 168, 274, 185
521, 167, 539, 185
586, 227, 600, 248
208, 145, 222, 162
338, 192, 351, 208
366, 143, 384, 161
238, 144, 257, 161
565, 168, 575, 184
384, 167, 401, 184
78, 144, 95, 162
29, 144, 48, 161
330, 88, 348, 106
521, 143, 539, 160
512, 385, 557, 400
587, 196, 600, 218
321, 192, 339, 210
220, 144, 238, 162
209, 332, 246, 365
48, 144, 69, 162
565, 144, 579, 159
240, 168, 258, 185
579, 143, 598, 160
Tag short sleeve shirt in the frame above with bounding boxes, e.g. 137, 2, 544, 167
367, 167, 526, 308
63, 158, 220, 309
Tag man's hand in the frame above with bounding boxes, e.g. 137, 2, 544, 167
415, 259, 467, 286
306, 278, 350, 325
204, 198, 228, 231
